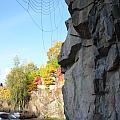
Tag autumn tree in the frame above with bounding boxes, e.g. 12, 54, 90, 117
6, 57, 37, 110
22, 62, 38, 93
37, 41, 63, 86
0, 87, 10, 100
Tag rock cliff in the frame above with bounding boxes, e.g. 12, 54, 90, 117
58, 0, 120, 120
28, 88, 64, 119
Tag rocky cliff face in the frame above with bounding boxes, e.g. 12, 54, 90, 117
58, 0, 120, 120
28, 88, 64, 119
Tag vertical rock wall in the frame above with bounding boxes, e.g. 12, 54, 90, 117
58, 0, 120, 120
28, 88, 64, 119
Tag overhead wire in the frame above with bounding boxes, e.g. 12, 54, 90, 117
23, 0, 60, 15
58, 0, 64, 40
16, 0, 65, 32
15, 0, 67, 53
29, 1, 54, 14
30, 0, 55, 8
40, 0, 46, 52
53, 0, 58, 41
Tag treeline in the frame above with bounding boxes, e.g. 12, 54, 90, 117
2, 41, 63, 111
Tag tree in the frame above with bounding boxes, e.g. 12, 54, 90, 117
22, 62, 38, 93
0, 87, 10, 100
47, 41, 62, 62
6, 57, 38, 110
13, 55, 20, 67
37, 41, 63, 86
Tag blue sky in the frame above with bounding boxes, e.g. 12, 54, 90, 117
0, 0, 69, 83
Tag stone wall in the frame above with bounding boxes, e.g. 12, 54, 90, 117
58, 0, 120, 120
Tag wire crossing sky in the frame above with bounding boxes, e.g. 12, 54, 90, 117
16, 0, 69, 49
16, 0, 66, 31
0, 0, 69, 84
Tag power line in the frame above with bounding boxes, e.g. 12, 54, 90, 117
15, 0, 67, 53
16, 0, 65, 32
22, 0, 60, 15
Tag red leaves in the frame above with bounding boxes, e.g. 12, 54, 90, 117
35, 76, 42, 85
56, 68, 63, 81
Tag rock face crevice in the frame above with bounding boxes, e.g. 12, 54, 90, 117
58, 0, 120, 120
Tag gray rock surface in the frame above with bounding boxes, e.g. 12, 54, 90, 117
28, 88, 64, 119
59, 0, 120, 119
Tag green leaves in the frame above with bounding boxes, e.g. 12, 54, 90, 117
6, 58, 38, 110
37, 41, 63, 86
5, 41, 63, 110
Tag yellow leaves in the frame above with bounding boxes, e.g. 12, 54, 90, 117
0, 87, 11, 100
44, 77, 55, 86
47, 41, 62, 61
46, 64, 56, 74
37, 41, 63, 86
40, 64, 56, 86
31, 71, 36, 78
27, 79, 37, 93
